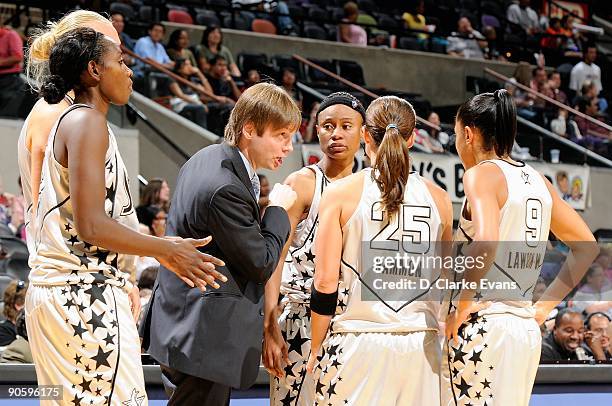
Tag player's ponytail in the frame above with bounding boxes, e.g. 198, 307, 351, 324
456, 89, 517, 157
366, 96, 416, 218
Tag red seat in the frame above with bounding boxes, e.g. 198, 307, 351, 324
251, 19, 277, 35
168, 10, 194, 25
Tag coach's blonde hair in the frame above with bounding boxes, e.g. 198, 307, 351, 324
27, 10, 112, 91
224, 82, 302, 146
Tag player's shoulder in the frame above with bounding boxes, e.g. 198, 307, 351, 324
285, 166, 317, 189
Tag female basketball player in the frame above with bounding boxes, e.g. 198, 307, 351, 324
306, 96, 453, 405
263, 92, 365, 405
443, 90, 598, 405
19, 10, 120, 234
25, 28, 225, 405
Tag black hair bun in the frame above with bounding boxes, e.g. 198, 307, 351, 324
40, 74, 68, 104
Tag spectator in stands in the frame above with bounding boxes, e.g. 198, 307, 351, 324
243, 69, 261, 90
167, 29, 197, 68
0, 309, 32, 364
204, 55, 242, 135
573, 96, 611, 143
136, 205, 167, 238
168, 58, 209, 129
548, 71, 568, 105
482, 25, 504, 61
137, 265, 159, 326
506, 0, 540, 36
303, 101, 320, 144
583, 312, 611, 360
0, 25, 25, 118
280, 67, 302, 109
541, 309, 586, 361
0, 176, 15, 229
581, 80, 608, 115
572, 264, 612, 315
529, 67, 553, 109
560, 15, 585, 57
110, 11, 135, 52
403, 0, 428, 40
446, 17, 485, 59
551, 108, 569, 137
570, 45, 602, 99
140, 178, 171, 212
417, 111, 449, 153
541, 17, 564, 50
10, 177, 25, 240
206, 55, 242, 102
338, 2, 367, 47
0, 280, 26, 347
133, 22, 174, 78
196, 26, 241, 77
257, 173, 271, 213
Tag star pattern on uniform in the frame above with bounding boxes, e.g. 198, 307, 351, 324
87, 310, 106, 333
85, 284, 107, 305
92, 347, 112, 369
122, 388, 145, 406
456, 377, 472, 398
521, 171, 530, 185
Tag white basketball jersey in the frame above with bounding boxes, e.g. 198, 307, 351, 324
280, 165, 329, 304
28, 104, 138, 292
17, 95, 74, 255
331, 169, 443, 334
453, 159, 552, 316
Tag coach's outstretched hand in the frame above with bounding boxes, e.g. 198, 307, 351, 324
158, 236, 227, 291
268, 183, 297, 211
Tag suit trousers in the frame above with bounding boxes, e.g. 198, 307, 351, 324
161, 365, 231, 406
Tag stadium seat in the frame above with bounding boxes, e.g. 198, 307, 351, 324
303, 24, 327, 41
252, 19, 277, 35
168, 9, 194, 25
4, 255, 28, 282
237, 52, 269, 73
271, 55, 303, 79
0, 237, 28, 258
308, 7, 327, 23
398, 36, 422, 51
304, 58, 337, 84
0, 274, 15, 300
287, 5, 304, 20
207, 0, 230, 9
196, 11, 221, 27
110, 2, 135, 21
336, 60, 366, 86
482, 14, 501, 29
223, 14, 250, 31
139, 5, 154, 23
328, 7, 345, 23
376, 14, 398, 30
0, 224, 13, 238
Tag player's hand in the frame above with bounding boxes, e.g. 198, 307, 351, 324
534, 301, 553, 326
128, 286, 141, 321
268, 184, 297, 211
157, 236, 227, 291
263, 320, 289, 378
306, 350, 318, 374
445, 301, 490, 345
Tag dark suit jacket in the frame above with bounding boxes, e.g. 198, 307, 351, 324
140, 143, 290, 389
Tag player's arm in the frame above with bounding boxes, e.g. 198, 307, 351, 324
307, 182, 344, 373
263, 169, 314, 377
446, 164, 504, 342
27, 101, 70, 212
62, 109, 225, 290
457, 164, 502, 299
533, 175, 598, 324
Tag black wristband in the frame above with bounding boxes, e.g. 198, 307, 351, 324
310, 286, 338, 316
